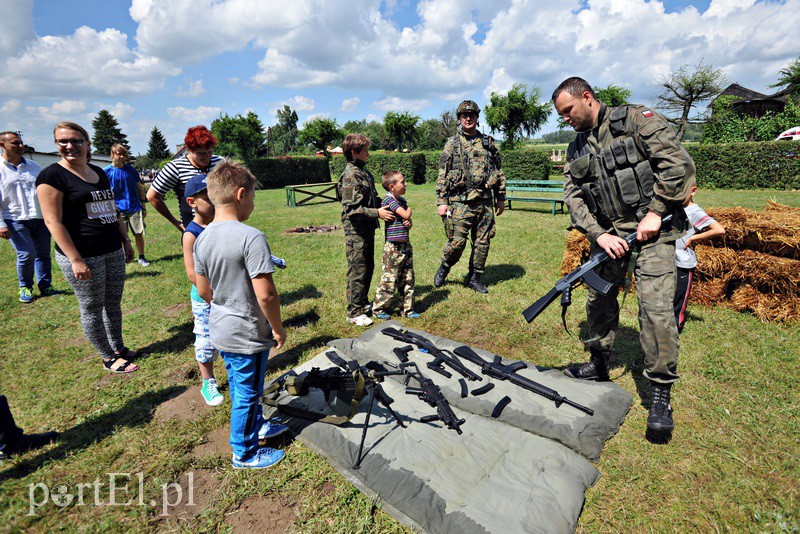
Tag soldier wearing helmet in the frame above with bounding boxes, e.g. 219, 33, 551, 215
434, 100, 506, 293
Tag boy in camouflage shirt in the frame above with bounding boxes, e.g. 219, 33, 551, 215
373, 171, 419, 319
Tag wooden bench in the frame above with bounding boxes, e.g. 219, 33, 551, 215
285, 182, 338, 207
505, 180, 566, 215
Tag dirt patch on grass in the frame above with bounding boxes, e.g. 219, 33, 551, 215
96, 371, 134, 389
192, 425, 231, 459
224, 494, 296, 533
284, 225, 340, 234
154, 385, 214, 423
158, 469, 222, 529
163, 302, 190, 317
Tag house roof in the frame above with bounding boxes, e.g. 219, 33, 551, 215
718, 83, 767, 101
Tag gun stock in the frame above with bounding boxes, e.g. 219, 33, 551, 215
522, 286, 561, 323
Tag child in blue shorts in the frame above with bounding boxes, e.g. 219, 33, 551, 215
193, 161, 288, 469
182, 174, 223, 406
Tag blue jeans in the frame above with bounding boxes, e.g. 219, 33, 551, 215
221, 349, 269, 460
4, 218, 52, 289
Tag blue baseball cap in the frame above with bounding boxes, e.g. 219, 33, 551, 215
184, 173, 208, 199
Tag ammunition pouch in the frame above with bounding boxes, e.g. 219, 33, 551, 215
264, 367, 367, 425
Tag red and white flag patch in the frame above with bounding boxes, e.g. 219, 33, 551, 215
642, 109, 654, 118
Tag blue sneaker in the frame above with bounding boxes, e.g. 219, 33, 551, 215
231, 447, 285, 469
258, 418, 290, 440
19, 287, 33, 303
374, 312, 390, 320
406, 311, 421, 319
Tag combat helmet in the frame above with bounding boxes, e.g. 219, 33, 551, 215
456, 100, 480, 117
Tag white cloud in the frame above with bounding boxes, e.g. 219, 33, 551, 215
483, 68, 515, 99
340, 97, 360, 112
0, 0, 35, 55
0, 26, 178, 100
372, 96, 431, 112
166, 106, 223, 123
302, 112, 330, 126
177, 79, 206, 97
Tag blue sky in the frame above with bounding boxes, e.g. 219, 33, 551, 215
1, 0, 796, 154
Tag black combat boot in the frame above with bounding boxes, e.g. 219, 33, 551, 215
433, 263, 450, 287
563, 349, 610, 381
646, 382, 674, 444
466, 272, 489, 294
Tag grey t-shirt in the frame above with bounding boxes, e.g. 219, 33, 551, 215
193, 220, 276, 354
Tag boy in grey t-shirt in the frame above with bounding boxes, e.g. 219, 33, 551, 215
193, 161, 288, 469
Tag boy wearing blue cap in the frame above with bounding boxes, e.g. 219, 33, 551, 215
182, 173, 223, 406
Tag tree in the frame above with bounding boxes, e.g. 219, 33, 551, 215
655, 61, 728, 140
146, 127, 172, 163
484, 83, 551, 149
268, 105, 299, 156
541, 130, 577, 144
211, 111, 267, 164
594, 84, 632, 106
384, 111, 419, 151
771, 55, 800, 98
298, 117, 342, 157
91, 109, 129, 155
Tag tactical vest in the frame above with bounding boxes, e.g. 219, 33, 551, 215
447, 133, 496, 201
567, 106, 656, 222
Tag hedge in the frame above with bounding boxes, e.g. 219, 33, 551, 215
688, 142, 800, 190
422, 148, 552, 183
248, 156, 331, 189
329, 152, 427, 185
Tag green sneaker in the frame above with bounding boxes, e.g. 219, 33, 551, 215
19, 287, 33, 303
200, 378, 224, 406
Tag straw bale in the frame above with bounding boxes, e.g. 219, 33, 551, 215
707, 205, 800, 259
694, 245, 738, 279
689, 276, 731, 306
729, 283, 800, 324
560, 230, 590, 275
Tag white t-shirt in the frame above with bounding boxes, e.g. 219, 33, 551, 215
675, 203, 716, 269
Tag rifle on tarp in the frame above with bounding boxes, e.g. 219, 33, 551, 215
399, 361, 465, 435
522, 215, 672, 330
452, 346, 594, 416
382, 327, 482, 382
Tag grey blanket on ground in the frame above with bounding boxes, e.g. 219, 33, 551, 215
261, 321, 632, 533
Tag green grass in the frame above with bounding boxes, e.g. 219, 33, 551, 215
1, 184, 799, 531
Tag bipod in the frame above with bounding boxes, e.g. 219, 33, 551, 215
324, 352, 407, 469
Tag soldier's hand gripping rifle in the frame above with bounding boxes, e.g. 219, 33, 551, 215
382, 327, 482, 382
453, 346, 594, 416
522, 215, 673, 330
399, 361, 465, 435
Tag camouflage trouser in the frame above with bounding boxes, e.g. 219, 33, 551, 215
585, 240, 680, 384
345, 232, 375, 318
373, 241, 415, 315
441, 199, 495, 273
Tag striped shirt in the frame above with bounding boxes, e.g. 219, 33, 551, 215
383, 194, 410, 243
151, 155, 224, 226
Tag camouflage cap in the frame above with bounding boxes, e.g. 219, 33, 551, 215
457, 100, 480, 117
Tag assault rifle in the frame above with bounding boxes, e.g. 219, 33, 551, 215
522, 215, 673, 329
399, 361, 465, 435
452, 346, 594, 416
382, 327, 482, 382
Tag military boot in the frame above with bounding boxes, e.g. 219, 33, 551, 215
563, 349, 610, 381
646, 382, 674, 444
466, 272, 489, 294
433, 262, 450, 288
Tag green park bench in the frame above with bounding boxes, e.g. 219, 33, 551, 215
285, 182, 339, 207
504, 179, 566, 215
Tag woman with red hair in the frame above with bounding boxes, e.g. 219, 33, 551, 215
146, 125, 224, 231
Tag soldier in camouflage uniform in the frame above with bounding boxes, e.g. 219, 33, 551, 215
552, 77, 695, 443
434, 100, 506, 293
338, 134, 395, 327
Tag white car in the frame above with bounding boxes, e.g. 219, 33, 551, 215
775, 126, 800, 141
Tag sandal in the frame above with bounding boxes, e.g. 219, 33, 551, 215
103, 357, 139, 373
117, 347, 150, 361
